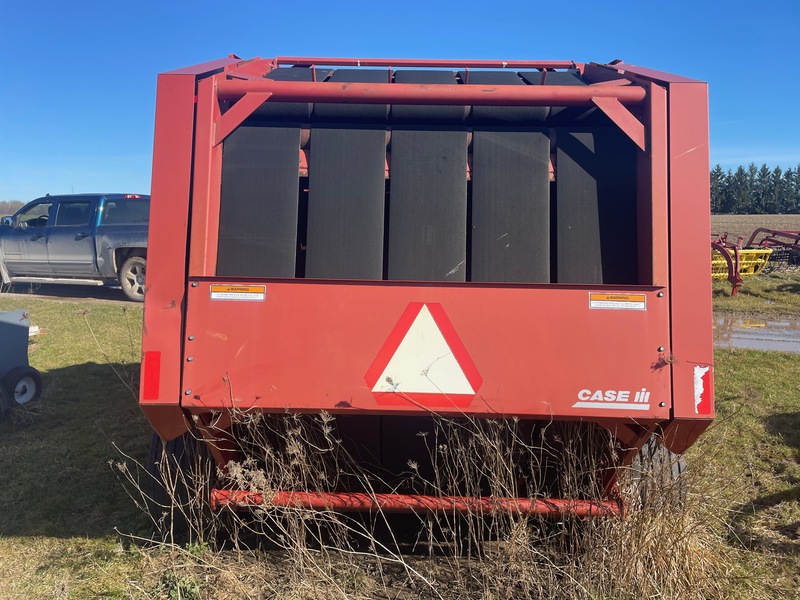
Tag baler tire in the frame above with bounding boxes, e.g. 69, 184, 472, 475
2, 366, 43, 406
145, 431, 214, 542
0, 387, 10, 422
119, 256, 146, 302
631, 437, 686, 511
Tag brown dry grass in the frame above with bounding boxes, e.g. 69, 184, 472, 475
711, 214, 800, 243
123, 414, 731, 600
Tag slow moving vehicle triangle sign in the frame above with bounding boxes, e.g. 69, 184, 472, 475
364, 303, 482, 407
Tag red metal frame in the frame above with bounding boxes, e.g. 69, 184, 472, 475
271, 57, 578, 69
215, 78, 647, 106
746, 228, 800, 249
712, 237, 744, 296
140, 57, 240, 440
179, 282, 672, 421
140, 55, 714, 512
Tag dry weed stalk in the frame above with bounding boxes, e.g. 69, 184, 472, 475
115, 410, 732, 599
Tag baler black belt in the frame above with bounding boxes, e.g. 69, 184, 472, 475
217, 125, 301, 277
459, 70, 548, 123
518, 71, 598, 125
254, 66, 330, 121
471, 129, 550, 283
306, 126, 387, 279
555, 128, 638, 284
388, 128, 468, 281
391, 70, 468, 123
314, 69, 389, 122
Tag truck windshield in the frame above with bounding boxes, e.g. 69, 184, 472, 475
17, 202, 52, 228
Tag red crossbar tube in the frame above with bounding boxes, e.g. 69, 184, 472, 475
274, 57, 578, 70
215, 79, 647, 106
210, 489, 620, 517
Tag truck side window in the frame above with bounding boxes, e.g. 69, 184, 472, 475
17, 202, 53, 228
102, 199, 150, 225
55, 201, 92, 227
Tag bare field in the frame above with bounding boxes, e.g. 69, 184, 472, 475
711, 214, 800, 243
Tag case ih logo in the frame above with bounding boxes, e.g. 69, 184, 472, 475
364, 303, 482, 408
573, 388, 652, 411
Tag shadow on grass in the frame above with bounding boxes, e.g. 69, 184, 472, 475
0, 361, 151, 538
765, 412, 800, 451
3, 282, 129, 303
775, 283, 800, 294
727, 411, 800, 554
728, 485, 800, 555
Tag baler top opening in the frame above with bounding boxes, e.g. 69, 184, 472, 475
207, 58, 647, 287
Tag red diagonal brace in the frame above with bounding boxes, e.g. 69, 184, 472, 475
591, 96, 646, 151
214, 92, 272, 146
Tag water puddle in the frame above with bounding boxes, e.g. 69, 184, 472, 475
714, 317, 800, 353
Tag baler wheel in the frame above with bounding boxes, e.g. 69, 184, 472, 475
145, 431, 214, 541
0, 387, 10, 422
631, 437, 686, 510
2, 366, 43, 406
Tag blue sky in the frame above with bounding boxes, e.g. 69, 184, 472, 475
1, 0, 798, 201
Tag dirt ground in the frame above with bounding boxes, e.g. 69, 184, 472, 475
711, 214, 800, 243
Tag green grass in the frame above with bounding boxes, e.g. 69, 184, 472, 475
713, 270, 800, 315
690, 348, 800, 598
0, 285, 798, 598
0, 296, 152, 598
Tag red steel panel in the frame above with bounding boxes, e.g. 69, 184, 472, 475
140, 71, 198, 417
140, 405, 191, 441
141, 63, 236, 437
665, 82, 715, 437
180, 281, 671, 421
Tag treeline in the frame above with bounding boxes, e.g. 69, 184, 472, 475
711, 164, 800, 214
0, 201, 23, 216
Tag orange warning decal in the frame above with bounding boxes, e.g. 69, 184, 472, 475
210, 284, 266, 301
589, 293, 646, 310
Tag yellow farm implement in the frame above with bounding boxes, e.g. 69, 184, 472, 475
711, 234, 772, 295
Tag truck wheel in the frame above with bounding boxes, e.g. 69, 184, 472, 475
0, 387, 10, 422
2, 366, 43, 406
145, 431, 214, 542
119, 256, 146, 302
630, 436, 686, 510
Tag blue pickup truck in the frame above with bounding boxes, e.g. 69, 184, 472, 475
0, 194, 149, 301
